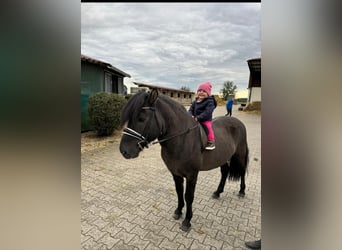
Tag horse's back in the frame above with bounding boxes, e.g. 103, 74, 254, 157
213, 116, 247, 138
200, 116, 247, 171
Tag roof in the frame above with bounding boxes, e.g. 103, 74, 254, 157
133, 82, 195, 94
247, 58, 261, 73
81, 54, 131, 78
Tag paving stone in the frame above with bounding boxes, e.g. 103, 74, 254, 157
112, 229, 136, 244
93, 217, 110, 230
97, 233, 120, 249
81, 221, 95, 234
127, 235, 150, 249
85, 226, 107, 242
174, 233, 194, 249
158, 227, 178, 242
82, 237, 101, 250
143, 231, 165, 246
159, 238, 181, 249
189, 239, 212, 250
130, 225, 149, 239
203, 235, 224, 249
186, 226, 207, 244
102, 223, 123, 237
117, 218, 138, 233
112, 239, 135, 250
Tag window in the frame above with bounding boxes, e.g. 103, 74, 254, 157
104, 72, 112, 93
171, 92, 174, 97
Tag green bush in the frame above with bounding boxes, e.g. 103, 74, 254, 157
88, 92, 127, 136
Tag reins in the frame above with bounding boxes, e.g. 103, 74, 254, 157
122, 105, 199, 150
123, 124, 199, 150
151, 124, 199, 145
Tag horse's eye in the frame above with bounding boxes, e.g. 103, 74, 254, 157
138, 117, 145, 122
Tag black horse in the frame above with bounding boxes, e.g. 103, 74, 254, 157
120, 89, 249, 232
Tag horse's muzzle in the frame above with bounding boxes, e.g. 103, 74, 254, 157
120, 147, 131, 159
120, 147, 139, 159
119, 140, 141, 159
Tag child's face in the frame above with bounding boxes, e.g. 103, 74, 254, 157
197, 89, 208, 99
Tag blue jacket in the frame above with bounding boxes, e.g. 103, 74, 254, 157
226, 99, 233, 109
188, 96, 217, 122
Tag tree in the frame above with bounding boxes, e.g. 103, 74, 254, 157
220, 80, 237, 100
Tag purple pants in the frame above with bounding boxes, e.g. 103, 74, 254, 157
201, 120, 215, 141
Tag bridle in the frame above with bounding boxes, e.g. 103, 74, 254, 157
122, 106, 199, 151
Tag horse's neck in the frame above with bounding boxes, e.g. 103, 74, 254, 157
159, 105, 204, 151
164, 109, 195, 134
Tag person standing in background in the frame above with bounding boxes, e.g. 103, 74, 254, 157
225, 97, 234, 116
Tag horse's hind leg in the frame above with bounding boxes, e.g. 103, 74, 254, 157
230, 155, 247, 197
212, 163, 229, 199
172, 174, 184, 220
239, 171, 246, 197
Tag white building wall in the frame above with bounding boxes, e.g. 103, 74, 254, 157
249, 87, 261, 102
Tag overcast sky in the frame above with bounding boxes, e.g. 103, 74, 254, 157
81, 3, 261, 94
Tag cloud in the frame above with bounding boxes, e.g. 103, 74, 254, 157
81, 3, 261, 94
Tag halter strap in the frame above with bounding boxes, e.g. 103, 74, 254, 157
122, 105, 199, 149
123, 127, 149, 150
123, 124, 199, 149
122, 127, 147, 141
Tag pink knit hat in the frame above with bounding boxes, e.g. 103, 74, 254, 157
197, 82, 212, 96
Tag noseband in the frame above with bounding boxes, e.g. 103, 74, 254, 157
122, 106, 198, 151
122, 127, 150, 150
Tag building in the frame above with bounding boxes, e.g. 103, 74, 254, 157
247, 57, 261, 103
234, 91, 248, 107
133, 82, 195, 106
81, 54, 131, 131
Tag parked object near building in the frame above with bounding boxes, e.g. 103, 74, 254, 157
234, 90, 249, 111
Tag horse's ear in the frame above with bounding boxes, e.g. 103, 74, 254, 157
147, 88, 159, 105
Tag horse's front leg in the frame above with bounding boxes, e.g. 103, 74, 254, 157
181, 173, 198, 232
172, 174, 184, 220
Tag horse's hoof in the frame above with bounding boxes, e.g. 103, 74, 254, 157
180, 224, 191, 232
180, 220, 191, 232
238, 192, 245, 197
173, 213, 182, 220
212, 192, 220, 199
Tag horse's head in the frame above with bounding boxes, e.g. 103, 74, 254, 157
120, 89, 164, 159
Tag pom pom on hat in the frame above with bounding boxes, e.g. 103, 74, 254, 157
197, 82, 212, 96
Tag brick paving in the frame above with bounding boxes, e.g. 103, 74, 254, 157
81, 105, 261, 249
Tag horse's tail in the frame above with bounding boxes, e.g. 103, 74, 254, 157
245, 144, 249, 170
227, 144, 249, 181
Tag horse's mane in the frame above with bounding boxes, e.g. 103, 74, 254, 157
120, 91, 188, 127
120, 91, 148, 126
158, 94, 188, 113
